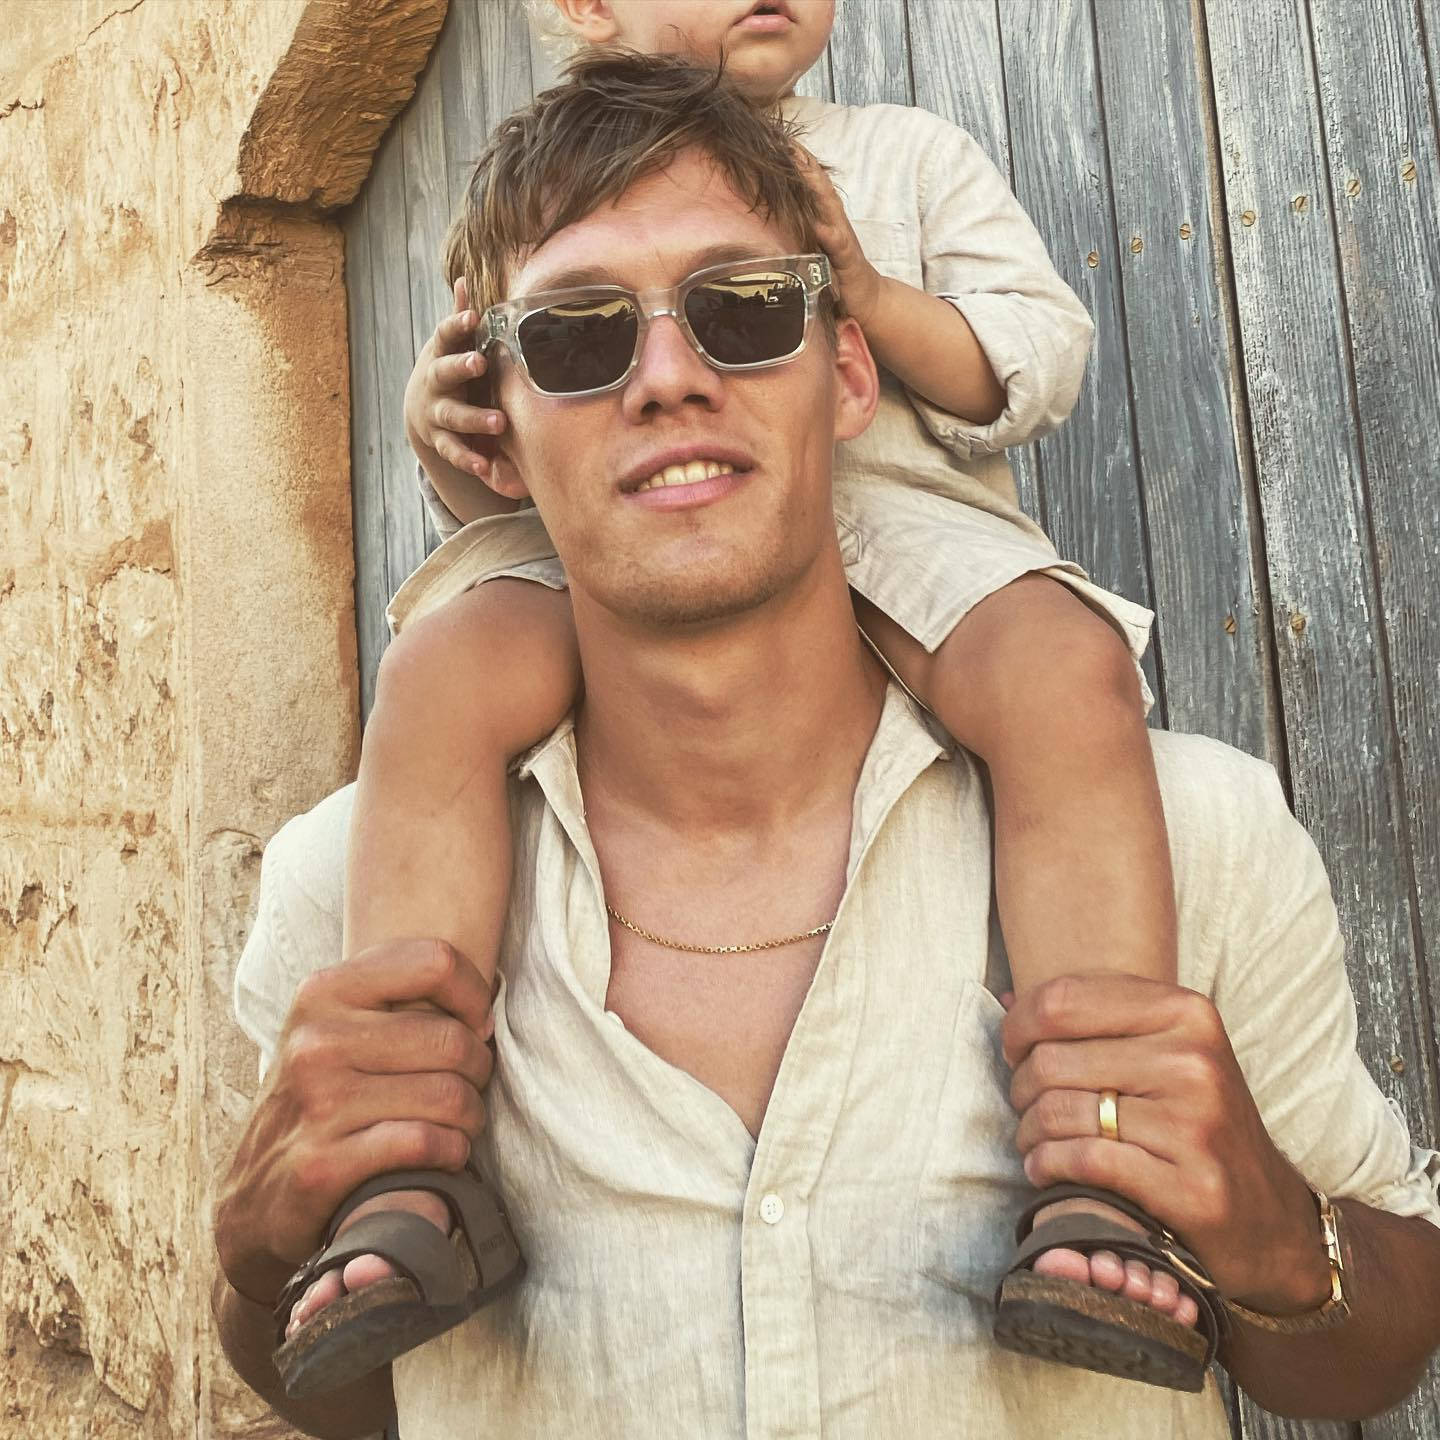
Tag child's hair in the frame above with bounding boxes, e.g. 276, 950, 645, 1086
443, 50, 831, 323
522, 0, 583, 64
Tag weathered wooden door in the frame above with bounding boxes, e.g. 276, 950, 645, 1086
346, 2, 1440, 1435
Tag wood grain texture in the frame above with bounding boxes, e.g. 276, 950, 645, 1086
343, 187, 389, 725
367, 116, 429, 651
1304, 6, 1440, 1435
1203, 10, 1435, 1429
1091, 0, 1272, 754
829, 0, 913, 107
996, 0, 1163, 713
401, 20, 453, 556
903, 0, 1042, 519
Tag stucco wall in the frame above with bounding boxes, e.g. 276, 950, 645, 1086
0, 2, 446, 1433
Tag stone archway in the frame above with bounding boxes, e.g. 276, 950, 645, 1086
1, 2, 447, 1433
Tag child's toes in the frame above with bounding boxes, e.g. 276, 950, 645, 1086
341, 1252, 400, 1293
1174, 1292, 1200, 1328
1030, 1245, 1094, 1286
287, 1270, 344, 1338
1087, 1249, 1128, 1292
1149, 1268, 1181, 1314
1121, 1259, 1154, 1303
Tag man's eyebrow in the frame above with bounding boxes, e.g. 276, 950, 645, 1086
521, 244, 782, 296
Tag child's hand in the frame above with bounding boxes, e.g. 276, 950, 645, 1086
404, 277, 507, 485
793, 143, 883, 330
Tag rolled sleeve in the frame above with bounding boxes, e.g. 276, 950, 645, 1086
911, 120, 1094, 458
1158, 734, 1440, 1228
418, 465, 466, 542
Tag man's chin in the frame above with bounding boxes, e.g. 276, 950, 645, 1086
596, 563, 793, 630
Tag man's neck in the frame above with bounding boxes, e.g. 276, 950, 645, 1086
571, 556, 887, 837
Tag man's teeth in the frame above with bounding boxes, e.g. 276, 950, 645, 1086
634, 460, 736, 492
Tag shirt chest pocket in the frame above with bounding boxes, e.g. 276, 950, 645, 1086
915, 981, 1030, 1304
847, 216, 923, 289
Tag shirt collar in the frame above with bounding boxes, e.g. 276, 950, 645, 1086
517, 682, 949, 863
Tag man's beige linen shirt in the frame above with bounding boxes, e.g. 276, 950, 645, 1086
236, 690, 1440, 1439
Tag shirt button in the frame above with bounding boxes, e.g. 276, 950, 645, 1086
759, 1193, 785, 1225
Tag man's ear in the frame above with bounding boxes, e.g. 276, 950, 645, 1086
830, 316, 880, 444
486, 445, 532, 504
551, 0, 621, 45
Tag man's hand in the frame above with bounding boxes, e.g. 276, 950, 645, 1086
1003, 974, 1332, 1315
404, 277, 508, 496
215, 938, 495, 1309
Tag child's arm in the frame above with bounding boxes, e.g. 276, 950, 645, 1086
404, 277, 522, 528
799, 116, 1093, 453
799, 147, 1006, 425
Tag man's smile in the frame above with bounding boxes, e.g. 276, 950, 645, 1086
619, 442, 756, 509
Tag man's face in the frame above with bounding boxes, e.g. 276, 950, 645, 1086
491, 149, 876, 630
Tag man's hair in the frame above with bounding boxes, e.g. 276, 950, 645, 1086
443, 50, 831, 318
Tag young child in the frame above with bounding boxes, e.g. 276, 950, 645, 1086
275, 0, 1214, 1399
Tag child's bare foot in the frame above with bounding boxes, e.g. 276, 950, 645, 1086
284, 1188, 452, 1338
1026, 1196, 1199, 1325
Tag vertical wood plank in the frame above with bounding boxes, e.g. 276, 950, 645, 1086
1091, 0, 1273, 755
401, 16, 455, 557
1304, 3, 1440, 1432
1202, 10, 1436, 1434
828, 0, 913, 107
996, 0, 1163, 714
904, 0, 1041, 520
791, 43, 834, 103
367, 117, 428, 639
343, 188, 389, 726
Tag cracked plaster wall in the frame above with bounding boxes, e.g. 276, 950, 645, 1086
1, 1, 447, 1434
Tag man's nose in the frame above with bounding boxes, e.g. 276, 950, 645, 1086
621, 313, 724, 419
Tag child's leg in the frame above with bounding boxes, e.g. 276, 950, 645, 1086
285, 579, 579, 1336
855, 576, 1196, 1325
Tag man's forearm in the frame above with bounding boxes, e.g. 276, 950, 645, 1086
212, 1272, 395, 1440
1223, 1200, 1440, 1419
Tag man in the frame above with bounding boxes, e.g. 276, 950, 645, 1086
214, 54, 1440, 1440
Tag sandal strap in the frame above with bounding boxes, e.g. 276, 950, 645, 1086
274, 1165, 522, 1335
1005, 1183, 1231, 1359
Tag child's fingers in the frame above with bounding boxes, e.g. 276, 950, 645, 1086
433, 307, 480, 356
434, 431, 492, 480
428, 348, 490, 395
428, 397, 505, 438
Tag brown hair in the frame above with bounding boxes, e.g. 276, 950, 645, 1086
443, 49, 831, 316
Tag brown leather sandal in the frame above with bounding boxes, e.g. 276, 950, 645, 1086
272, 1165, 524, 1399
993, 1183, 1228, 1392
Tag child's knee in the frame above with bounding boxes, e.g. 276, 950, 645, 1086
370, 581, 579, 753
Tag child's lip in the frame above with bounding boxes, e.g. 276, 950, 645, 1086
739, 0, 794, 24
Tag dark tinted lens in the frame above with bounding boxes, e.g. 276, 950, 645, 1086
685, 271, 806, 366
516, 298, 638, 393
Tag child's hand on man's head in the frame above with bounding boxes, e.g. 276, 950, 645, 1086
792, 142, 883, 330
404, 276, 508, 486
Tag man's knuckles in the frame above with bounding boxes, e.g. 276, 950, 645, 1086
365, 1117, 471, 1173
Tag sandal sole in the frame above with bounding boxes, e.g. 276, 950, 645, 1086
276, 1250, 526, 1399
994, 1272, 1208, 1392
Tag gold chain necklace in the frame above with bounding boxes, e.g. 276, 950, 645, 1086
605, 903, 835, 955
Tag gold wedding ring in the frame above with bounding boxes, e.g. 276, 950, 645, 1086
1098, 1089, 1120, 1142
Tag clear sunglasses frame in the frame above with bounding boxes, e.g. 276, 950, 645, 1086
480, 253, 833, 398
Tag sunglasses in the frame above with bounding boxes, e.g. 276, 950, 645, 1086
480, 254, 833, 398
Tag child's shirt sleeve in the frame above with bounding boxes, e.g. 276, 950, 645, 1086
907, 113, 1095, 460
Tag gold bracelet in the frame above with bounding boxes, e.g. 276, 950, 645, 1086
1223, 1189, 1351, 1334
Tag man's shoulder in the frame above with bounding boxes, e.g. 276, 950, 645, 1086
1150, 730, 1288, 835
259, 782, 356, 913
233, 783, 355, 1068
